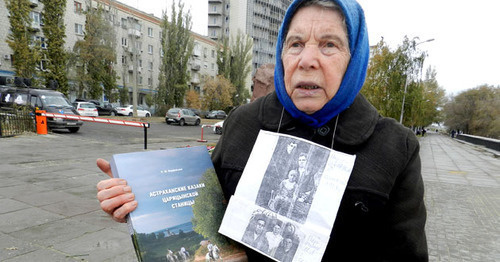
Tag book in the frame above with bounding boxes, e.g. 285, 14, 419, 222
110, 146, 246, 262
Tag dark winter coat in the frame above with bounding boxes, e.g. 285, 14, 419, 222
212, 92, 428, 261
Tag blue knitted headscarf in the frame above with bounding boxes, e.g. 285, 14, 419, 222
274, 0, 369, 128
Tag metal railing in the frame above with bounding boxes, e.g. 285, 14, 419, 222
0, 110, 36, 137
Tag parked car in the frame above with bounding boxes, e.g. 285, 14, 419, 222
165, 108, 201, 126
115, 105, 151, 117
213, 120, 224, 135
0, 86, 83, 133
72, 101, 98, 117
188, 108, 209, 118
206, 110, 227, 119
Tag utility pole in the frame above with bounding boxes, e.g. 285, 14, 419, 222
399, 38, 434, 125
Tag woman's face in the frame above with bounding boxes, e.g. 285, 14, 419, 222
282, 5, 350, 115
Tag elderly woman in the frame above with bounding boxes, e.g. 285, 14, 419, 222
97, 0, 428, 261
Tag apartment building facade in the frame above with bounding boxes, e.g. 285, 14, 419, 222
0, 0, 218, 109
208, 0, 291, 73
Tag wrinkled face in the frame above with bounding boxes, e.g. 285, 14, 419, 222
282, 5, 350, 114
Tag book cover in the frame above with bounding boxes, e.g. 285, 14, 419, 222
110, 146, 245, 262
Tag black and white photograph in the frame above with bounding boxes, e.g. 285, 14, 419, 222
240, 209, 301, 261
256, 136, 330, 223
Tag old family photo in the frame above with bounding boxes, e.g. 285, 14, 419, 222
239, 135, 332, 260
256, 136, 330, 223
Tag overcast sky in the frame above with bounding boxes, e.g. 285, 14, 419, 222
119, 0, 500, 96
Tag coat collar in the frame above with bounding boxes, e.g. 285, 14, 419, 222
258, 92, 379, 146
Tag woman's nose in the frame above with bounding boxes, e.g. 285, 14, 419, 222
298, 44, 320, 70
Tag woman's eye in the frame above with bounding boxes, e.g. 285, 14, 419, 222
325, 42, 335, 48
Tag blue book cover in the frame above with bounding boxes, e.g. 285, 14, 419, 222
110, 146, 245, 262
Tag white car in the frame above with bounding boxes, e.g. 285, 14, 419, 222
73, 101, 98, 117
115, 105, 151, 117
213, 120, 224, 135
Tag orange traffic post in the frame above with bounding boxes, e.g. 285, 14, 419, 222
35, 110, 48, 135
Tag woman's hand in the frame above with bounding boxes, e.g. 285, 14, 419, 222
96, 158, 137, 223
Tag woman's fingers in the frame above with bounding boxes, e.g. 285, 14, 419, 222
96, 158, 113, 178
111, 200, 138, 223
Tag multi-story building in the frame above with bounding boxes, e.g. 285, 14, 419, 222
0, 0, 219, 110
208, 0, 291, 73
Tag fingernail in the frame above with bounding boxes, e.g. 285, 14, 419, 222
123, 186, 132, 192
126, 193, 135, 200
131, 201, 138, 207
118, 180, 127, 185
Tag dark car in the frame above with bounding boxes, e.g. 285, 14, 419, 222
206, 110, 227, 119
0, 87, 83, 133
75, 99, 117, 116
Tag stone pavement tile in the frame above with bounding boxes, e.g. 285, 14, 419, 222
72, 210, 123, 230
12, 218, 103, 247
0, 183, 50, 198
0, 232, 37, 261
40, 196, 99, 217
12, 190, 78, 207
0, 199, 32, 214
1, 247, 80, 262
0, 177, 23, 188
63, 184, 100, 200
0, 207, 64, 234
51, 228, 135, 261
424, 181, 499, 262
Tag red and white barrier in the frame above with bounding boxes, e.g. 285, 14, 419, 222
40, 112, 150, 128
198, 124, 214, 142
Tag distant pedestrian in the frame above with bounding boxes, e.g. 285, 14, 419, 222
451, 130, 456, 138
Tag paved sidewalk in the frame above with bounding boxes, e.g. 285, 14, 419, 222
0, 132, 499, 261
420, 133, 499, 262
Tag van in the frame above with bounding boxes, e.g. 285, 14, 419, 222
0, 85, 83, 133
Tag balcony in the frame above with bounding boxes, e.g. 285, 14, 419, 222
128, 65, 134, 72
191, 64, 201, 71
128, 29, 141, 38
29, 0, 38, 7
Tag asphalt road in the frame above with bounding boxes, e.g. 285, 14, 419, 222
51, 117, 222, 147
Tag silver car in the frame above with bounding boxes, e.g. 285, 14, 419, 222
165, 108, 201, 126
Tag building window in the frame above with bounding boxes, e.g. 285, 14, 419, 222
211, 49, 215, 58
212, 17, 217, 25
149, 61, 153, 71
121, 18, 127, 29
148, 45, 153, 54
30, 11, 41, 26
159, 31, 162, 39
148, 77, 152, 86
148, 27, 153, 37
121, 37, 128, 46
211, 63, 215, 70
75, 23, 84, 35
74, 1, 82, 14
138, 76, 143, 85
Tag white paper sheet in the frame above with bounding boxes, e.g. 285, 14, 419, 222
219, 130, 356, 262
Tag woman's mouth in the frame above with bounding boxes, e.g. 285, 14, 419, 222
298, 85, 319, 90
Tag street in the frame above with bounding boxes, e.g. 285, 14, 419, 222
0, 130, 498, 261
52, 117, 222, 146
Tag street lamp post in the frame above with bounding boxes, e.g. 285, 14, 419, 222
399, 38, 435, 125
